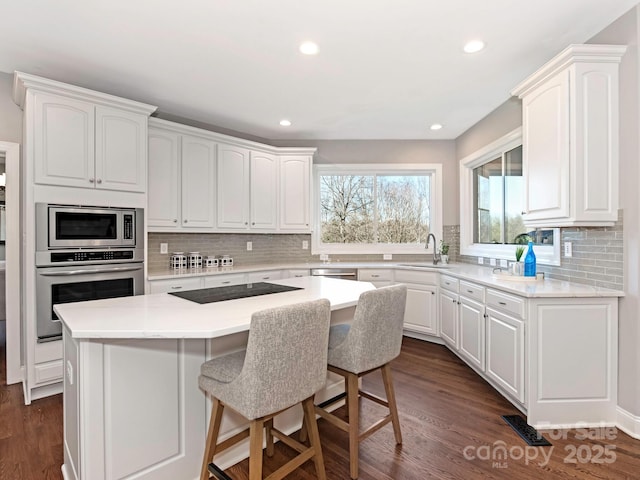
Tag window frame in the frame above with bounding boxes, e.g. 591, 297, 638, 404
459, 127, 560, 266
313, 163, 443, 255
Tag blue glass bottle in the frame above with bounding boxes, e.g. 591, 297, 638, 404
524, 241, 536, 277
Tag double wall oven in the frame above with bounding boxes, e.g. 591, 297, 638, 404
35, 204, 144, 342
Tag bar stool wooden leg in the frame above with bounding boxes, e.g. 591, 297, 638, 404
381, 364, 402, 445
249, 419, 264, 480
302, 397, 327, 480
201, 398, 225, 480
346, 373, 360, 479
265, 418, 275, 457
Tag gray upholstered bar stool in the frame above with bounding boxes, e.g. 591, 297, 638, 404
312, 284, 407, 479
199, 299, 331, 480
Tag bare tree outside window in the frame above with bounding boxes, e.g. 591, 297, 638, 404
320, 174, 431, 245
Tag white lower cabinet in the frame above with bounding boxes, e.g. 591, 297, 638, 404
458, 296, 486, 372
485, 305, 525, 404
247, 270, 284, 283
439, 289, 458, 347
203, 274, 247, 288
148, 277, 203, 294
358, 268, 393, 288
395, 270, 438, 337
284, 269, 310, 278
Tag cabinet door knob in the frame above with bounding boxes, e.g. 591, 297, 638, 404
431, 291, 435, 295
89, 178, 95, 183
96, 179, 102, 184
521, 211, 526, 215
452, 298, 456, 303
252, 222, 255, 225
184, 220, 188, 223
173, 219, 177, 223
245, 222, 248, 225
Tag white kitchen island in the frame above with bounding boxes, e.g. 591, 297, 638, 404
55, 276, 375, 480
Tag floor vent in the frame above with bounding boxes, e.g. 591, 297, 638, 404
501, 414, 552, 446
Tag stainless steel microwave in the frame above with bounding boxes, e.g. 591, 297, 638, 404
36, 203, 143, 250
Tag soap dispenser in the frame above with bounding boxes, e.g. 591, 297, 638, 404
524, 241, 536, 277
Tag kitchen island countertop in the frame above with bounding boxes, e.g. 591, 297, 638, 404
55, 275, 375, 339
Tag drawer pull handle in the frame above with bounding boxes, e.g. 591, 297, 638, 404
221, 281, 231, 284
467, 290, 473, 294
372, 274, 380, 278
170, 286, 182, 290
499, 301, 507, 306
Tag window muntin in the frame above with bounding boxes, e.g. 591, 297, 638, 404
314, 164, 442, 254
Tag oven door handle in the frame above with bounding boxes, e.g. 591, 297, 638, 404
39, 266, 143, 276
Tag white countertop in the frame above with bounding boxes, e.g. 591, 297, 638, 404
55, 276, 375, 339
148, 261, 624, 299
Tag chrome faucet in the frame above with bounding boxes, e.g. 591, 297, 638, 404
426, 233, 441, 265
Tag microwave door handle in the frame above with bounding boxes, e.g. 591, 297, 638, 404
39, 266, 143, 276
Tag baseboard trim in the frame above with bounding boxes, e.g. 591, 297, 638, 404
616, 406, 640, 440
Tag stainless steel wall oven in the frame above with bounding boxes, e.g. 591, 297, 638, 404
35, 204, 144, 342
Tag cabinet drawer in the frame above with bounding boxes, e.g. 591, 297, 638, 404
439, 274, 459, 292
149, 277, 203, 294
247, 270, 284, 282
459, 280, 485, 303
204, 274, 247, 288
35, 360, 63, 384
486, 289, 525, 318
358, 269, 393, 282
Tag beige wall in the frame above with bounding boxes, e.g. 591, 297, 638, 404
454, 97, 522, 160
588, 6, 640, 420
0, 71, 22, 143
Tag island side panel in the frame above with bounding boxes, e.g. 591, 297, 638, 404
69, 337, 207, 480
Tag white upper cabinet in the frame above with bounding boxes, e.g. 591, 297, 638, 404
148, 125, 216, 230
147, 118, 315, 233
279, 155, 311, 231
250, 151, 278, 230
512, 44, 626, 227
95, 106, 147, 192
148, 128, 181, 227
216, 144, 251, 229
181, 135, 216, 228
33, 92, 95, 188
14, 73, 156, 193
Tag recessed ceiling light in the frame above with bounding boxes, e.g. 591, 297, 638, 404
299, 41, 319, 55
279, 119, 292, 127
463, 40, 485, 54
430, 124, 443, 131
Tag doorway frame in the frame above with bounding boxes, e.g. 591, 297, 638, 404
1, 141, 21, 384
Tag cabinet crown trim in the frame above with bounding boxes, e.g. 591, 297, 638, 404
149, 118, 317, 156
511, 44, 627, 98
12, 71, 158, 115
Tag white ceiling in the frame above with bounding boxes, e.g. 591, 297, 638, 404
1, 0, 638, 140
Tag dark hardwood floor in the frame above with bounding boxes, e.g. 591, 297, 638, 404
1, 325, 639, 479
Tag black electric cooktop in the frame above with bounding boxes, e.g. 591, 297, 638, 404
168, 282, 303, 304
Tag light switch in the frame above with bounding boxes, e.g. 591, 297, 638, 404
160, 243, 168, 254
247, 241, 253, 251
302, 240, 309, 250
383, 254, 392, 260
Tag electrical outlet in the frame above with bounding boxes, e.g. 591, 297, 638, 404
319, 254, 328, 261
564, 241, 572, 257
246, 241, 252, 251
489, 258, 497, 267
499, 259, 508, 268
302, 240, 309, 250
383, 253, 392, 260
160, 243, 168, 254
477, 257, 484, 265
